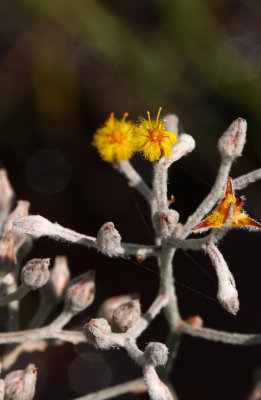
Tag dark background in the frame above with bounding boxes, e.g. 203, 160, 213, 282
0, 0, 261, 399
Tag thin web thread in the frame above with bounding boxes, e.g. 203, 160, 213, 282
123, 257, 218, 303
126, 161, 218, 303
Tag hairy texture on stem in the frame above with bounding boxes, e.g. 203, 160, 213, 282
125, 338, 174, 400
178, 322, 261, 345
181, 157, 232, 237
73, 378, 146, 400
204, 242, 239, 315
2, 115, 261, 400
12, 215, 158, 259
234, 169, 261, 190
153, 134, 195, 212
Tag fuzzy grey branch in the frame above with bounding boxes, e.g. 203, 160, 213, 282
204, 242, 239, 315
181, 118, 247, 238
124, 338, 174, 400
53, 329, 86, 344
118, 243, 160, 258
12, 215, 159, 259
181, 157, 232, 238
0, 284, 30, 307
1, 340, 51, 372
0, 295, 168, 345
167, 234, 212, 251
179, 322, 261, 345
167, 229, 227, 251
144, 363, 174, 400
160, 133, 195, 169
2, 115, 261, 400
73, 377, 146, 400
124, 337, 144, 365
12, 215, 97, 247
0, 326, 85, 345
2, 319, 261, 348
128, 293, 169, 338
83, 294, 169, 349
49, 310, 75, 330
234, 169, 261, 190
3, 272, 20, 331
153, 134, 195, 212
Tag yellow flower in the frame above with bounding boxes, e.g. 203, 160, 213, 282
191, 177, 261, 231
131, 108, 178, 162
93, 113, 135, 162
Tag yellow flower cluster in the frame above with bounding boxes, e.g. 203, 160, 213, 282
92, 113, 135, 163
93, 108, 178, 163
132, 108, 178, 162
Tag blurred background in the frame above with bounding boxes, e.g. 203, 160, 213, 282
0, 0, 261, 399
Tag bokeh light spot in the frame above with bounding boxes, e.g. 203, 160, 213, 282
68, 352, 112, 395
26, 150, 71, 195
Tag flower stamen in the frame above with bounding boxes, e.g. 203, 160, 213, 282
155, 107, 162, 127
147, 111, 152, 130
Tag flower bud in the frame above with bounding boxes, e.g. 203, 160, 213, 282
112, 299, 141, 332
205, 242, 239, 315
96, 222, 121, 257
83, 318, 111, 349
65, 271, 95, 314
0, 233, 16, 277
4, 364, 37, 400
98, 294, 139, 324
2, 201, 30, 234
185, 315, 203, 328
217, 280, 239, 315
153, 210, 179, 237
44, 256, 70, 300
3, 201, 31, 252
0, 169, 14, 220
144, 342, 168, 367
21, 258, 50, 290
218, 118, 247, 159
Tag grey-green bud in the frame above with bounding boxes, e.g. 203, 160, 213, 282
83, 318, 111, 349
65, 271, 95, 314
144, 342, 168, 366
21, 258, 50, 290
4, 364, 37, 400
112, 299, 141, 332
96, 222, 121, 256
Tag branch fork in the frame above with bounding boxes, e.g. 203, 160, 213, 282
1, 115, 261, 399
